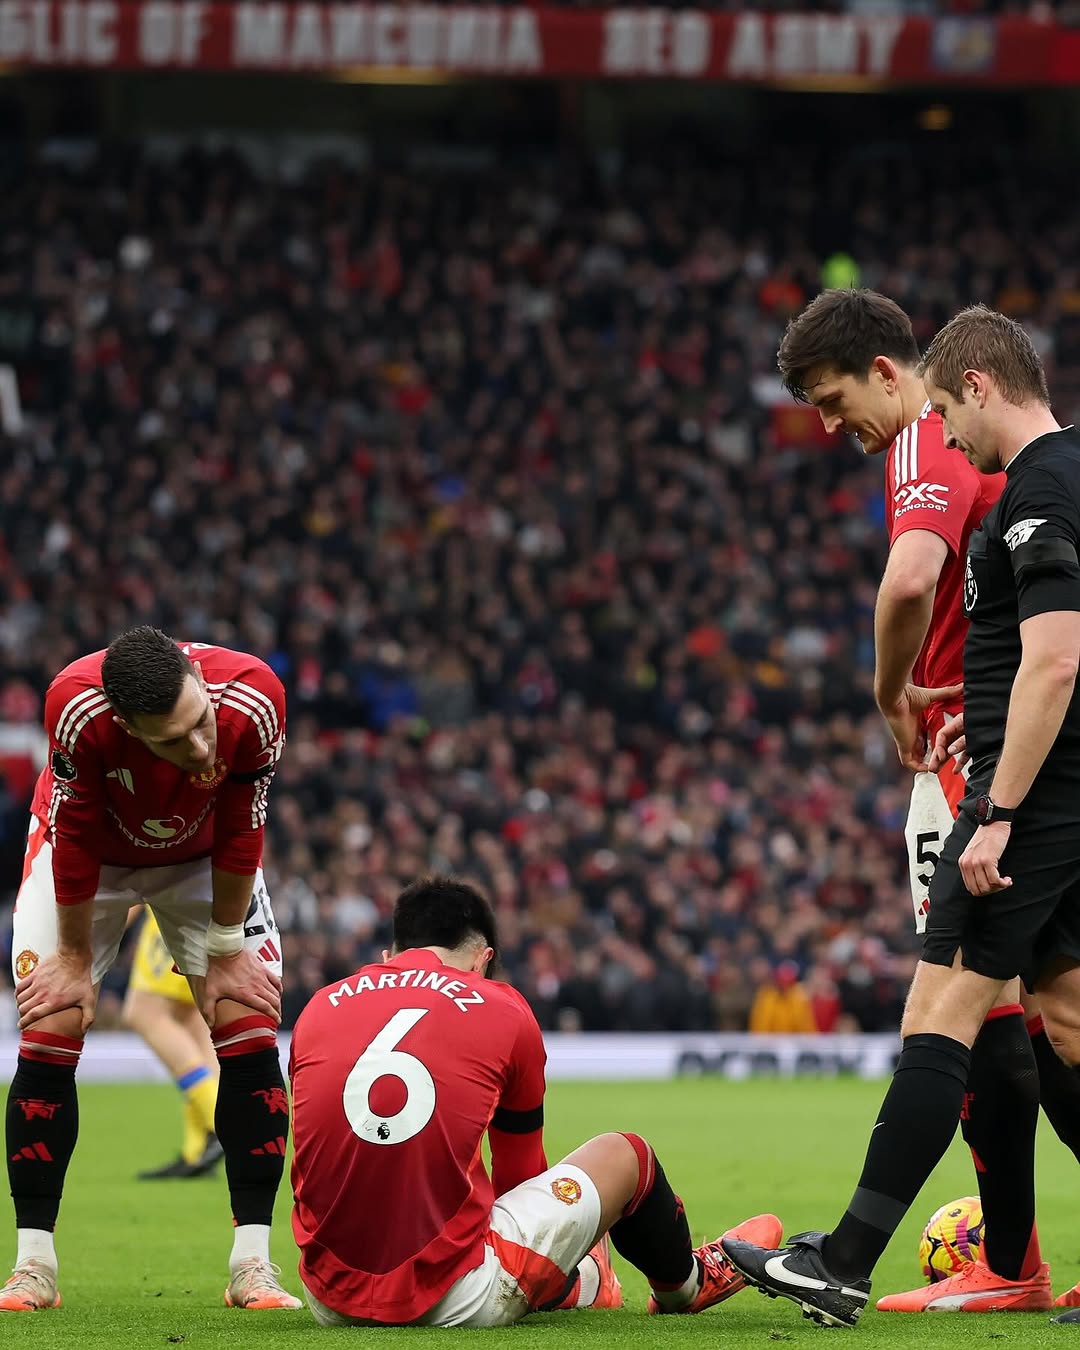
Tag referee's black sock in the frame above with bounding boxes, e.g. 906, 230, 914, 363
961, 1006, 1041, 1281
824, 1034, 970, 1283
1029, 1015, 1080, 1164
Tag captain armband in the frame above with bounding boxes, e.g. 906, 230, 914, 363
491, 1104, 544, 1134
229, 763, 277, 784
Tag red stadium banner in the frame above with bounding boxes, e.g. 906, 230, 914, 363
0, 5, 1064, 82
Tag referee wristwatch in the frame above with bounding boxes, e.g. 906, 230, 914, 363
973, 795, 1017, 826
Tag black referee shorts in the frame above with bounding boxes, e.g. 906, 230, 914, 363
922, 803, 1080, 992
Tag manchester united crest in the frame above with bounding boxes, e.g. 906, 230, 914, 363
190, 757, 228, 789
14, 949, 38, 979
551, 1177, 582, 1206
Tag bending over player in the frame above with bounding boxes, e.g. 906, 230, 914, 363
123, 907, 223, 1179
289, 875, 782, 1327
3, 627, 300, 1312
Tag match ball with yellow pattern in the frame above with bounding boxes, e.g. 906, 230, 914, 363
919, 1196, 983, 1283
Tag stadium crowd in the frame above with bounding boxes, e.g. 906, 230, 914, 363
0, 139, 1077, 1033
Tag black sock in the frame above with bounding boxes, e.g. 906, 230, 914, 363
6, 1055, 79, 1232
214, 1047, 288, 1226
1030, 1019, 1080, 1165
608, 1135, 695, 1289
825, 1033, 970, 1283
961, 1009, 1040, 1281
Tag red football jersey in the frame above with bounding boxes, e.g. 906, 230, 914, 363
290, 949, 548, 1324
885, 407, 1005, 739
29, 643, 285, 905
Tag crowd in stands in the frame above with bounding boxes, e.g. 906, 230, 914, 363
0, 137, 1075, 1034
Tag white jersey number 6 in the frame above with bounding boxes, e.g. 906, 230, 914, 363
342, 1007, 436, 1147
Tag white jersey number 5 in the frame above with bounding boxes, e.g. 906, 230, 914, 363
342, 1007, 435, 1147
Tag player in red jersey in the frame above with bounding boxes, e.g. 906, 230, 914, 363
289, 876, 783, 1327
2, 627, 301, 1313
764, 289, 1069, 1314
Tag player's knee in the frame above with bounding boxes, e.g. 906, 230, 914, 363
1039, 1014, 1080, 1068
900, 965, 991, 1046
18, 1011, 86, 1071
21, 1007, 87, 1041
616, 1132, 657, 1213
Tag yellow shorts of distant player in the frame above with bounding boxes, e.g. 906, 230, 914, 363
129, 910, 195, 1006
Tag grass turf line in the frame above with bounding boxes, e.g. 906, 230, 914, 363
0, 1077, 1077, 1347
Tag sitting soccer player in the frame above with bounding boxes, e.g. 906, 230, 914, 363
123, 908, 223, 1179
289, 876, 781, 1327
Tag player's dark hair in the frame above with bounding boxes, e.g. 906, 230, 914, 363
777, 289, 920, 403
919, 303, 1050, 408
101, 626, 194, 722
393, 876, 499, 965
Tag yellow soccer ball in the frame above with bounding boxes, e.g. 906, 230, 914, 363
919, 1196, 983, 1283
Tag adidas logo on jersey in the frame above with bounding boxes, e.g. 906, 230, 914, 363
1004, 518, 1047, 550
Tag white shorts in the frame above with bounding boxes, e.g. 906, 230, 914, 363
11, 816, 282, 986
905, 773, 957, 935
304, 1162, 602, 1329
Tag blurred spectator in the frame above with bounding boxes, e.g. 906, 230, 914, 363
749, 960, 818, 1034
804, 964, 844, 1033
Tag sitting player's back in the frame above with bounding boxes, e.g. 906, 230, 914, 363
289, 950, 545, 1324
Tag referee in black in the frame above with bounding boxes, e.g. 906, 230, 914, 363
722, 305, 1080, 1328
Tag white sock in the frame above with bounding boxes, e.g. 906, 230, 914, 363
574, 1255, 601, 1308
649, 1257, 701, 1312
16, 1228, 57, 1273
229, 1224, 271, 1274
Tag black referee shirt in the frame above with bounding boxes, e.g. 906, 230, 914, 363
963, 427, 1080, 798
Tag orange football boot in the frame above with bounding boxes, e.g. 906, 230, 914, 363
589, 1234, 623, 1309
876, 1259, 1052, 1313
1055, 1279, 1080, 1308
648, 1213, 783, 1314
0, 1260, 61, 1312
224, 1257, 302, 1310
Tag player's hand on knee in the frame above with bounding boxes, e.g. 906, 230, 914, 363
203, 948, 282, 1027
15, 952, 96, 1033
959, 822, 1013, 896
927, 711, 968, 775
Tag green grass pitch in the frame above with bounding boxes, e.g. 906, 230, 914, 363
3, 1077, 1079, 1347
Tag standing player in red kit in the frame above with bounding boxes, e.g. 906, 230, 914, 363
2, 626, 301, 1313
289, 876, 782, 1327
771, 289, 1080, 1313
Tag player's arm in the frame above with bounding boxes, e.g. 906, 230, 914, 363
202, 667, 286, 1023
874, 530, 963, 771
876, 445, 977, 769
989, 610, 1080, 810
961, 477, 1080, 895
874, 529, 948, 711
489, 998, 548, 1196
209, 664, 284, 922
15, 683, 106, 1030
